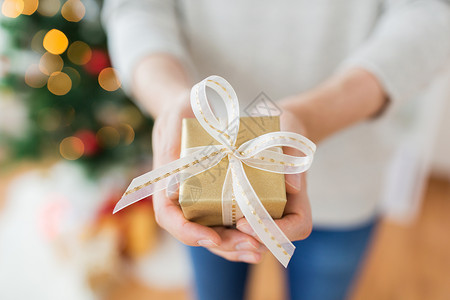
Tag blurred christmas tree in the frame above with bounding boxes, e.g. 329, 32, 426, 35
0, 0, 153, 174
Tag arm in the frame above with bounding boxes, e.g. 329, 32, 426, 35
284, 0, 450, 144
281, 68, 387, 144
102, 0, 268, 263
237, 0, 450, 246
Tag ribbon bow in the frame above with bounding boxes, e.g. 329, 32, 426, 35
113, 76, 316, 267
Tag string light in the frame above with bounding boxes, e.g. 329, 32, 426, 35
98, 67, 121, 91
39, 52, 63, 75
59, 136, 84, 160
47, 71, 72, 96
25, 64, 48, 88
119, 123, 135, 145
22, 0, 38, 15
118, 106, 144, 129
67, 41, 91, 65
43, 29, 68, 55
1, 0, 24, 18
96, 126, 120, 148
37, 0, 60, 17
61, 0, 85, 22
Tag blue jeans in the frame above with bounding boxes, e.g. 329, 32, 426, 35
187, 220, 376, 300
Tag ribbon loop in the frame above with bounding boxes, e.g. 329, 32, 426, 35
191, 76, 240, 148
114, 75, 316, 267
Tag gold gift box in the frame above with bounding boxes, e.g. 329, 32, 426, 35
179, 116, 286, 226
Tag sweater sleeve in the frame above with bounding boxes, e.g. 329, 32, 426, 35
101, 0, 190, 95
340, 0, 450, 111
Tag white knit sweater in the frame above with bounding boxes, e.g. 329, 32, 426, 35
102, 0, 450, 227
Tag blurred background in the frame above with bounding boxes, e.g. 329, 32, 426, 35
0, 1, 449, 299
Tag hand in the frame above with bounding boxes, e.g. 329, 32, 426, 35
206, 104, 313, 263
151, 91, 264, 263
236, 103, 313, 246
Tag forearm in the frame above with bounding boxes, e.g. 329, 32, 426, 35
281, 68, 388, 144
131, 53, 191, 118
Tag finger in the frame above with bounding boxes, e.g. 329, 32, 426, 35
281, 174, 312, 240
207, 247, 263, 264
153, 190, 221, 247
166, 181, 180, 200
152, 112, 183, 168
237, 174, 312, 242
236, 212, 311, 243
211, 227, 264, 252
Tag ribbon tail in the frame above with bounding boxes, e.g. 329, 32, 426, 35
229, 156, 295, 267
114, 147, 226, 213
221, 167, 233, 226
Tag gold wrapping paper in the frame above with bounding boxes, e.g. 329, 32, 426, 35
179, 116, 287, 226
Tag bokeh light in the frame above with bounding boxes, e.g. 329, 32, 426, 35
22, 0, 38, 15
31, 30, 47, 53
37, 0, 60, 17
47, 71, 72, 96
39, 52, 64, 75
43, 29, 69, 55
37, 108, 62, 131
67, 41, 92, 65
63, 106, 76, 126
118, 106, 144, 129
59, 136, 84, 160
25, 63, 48, 88
61, 0, 85, 22
98, 67, 121, 92
119, 123, 135, 145
63, 66, 81, 87
96, 126, 120, 148
1, 0, 24, 18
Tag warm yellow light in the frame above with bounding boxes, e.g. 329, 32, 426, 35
47, 71, 72, 96
98, 67, 121, 92
25, 64, 48, 88
61, 0, 85, 22
39, 52, 63, 75
119, 123, 135, 145
118, 106, 144, 129
96, 126, 120, 148
22, 0, 38, 15
37, 0, 60, 17
67, 41, 92, 65
2, 0, 24, 18
43, 29, 68, 55
60, 136, 84, 160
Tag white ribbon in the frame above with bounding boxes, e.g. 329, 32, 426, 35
113, 75, 316, 267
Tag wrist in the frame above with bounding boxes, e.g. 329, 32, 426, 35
280, 68, 387, 143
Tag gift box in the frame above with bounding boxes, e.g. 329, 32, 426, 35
114, 75, 316, 267
179, 116, 286, 226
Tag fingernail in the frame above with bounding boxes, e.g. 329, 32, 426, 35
236, 223, 256, 237
238, 253, 259, 264
286, 174, 301, 191
235, 241, 258, 251
197, 239, 218, 247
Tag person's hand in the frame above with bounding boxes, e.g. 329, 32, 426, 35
152, 91, 264, 263
235, 103, 313, 249
206, 103, 313, 263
